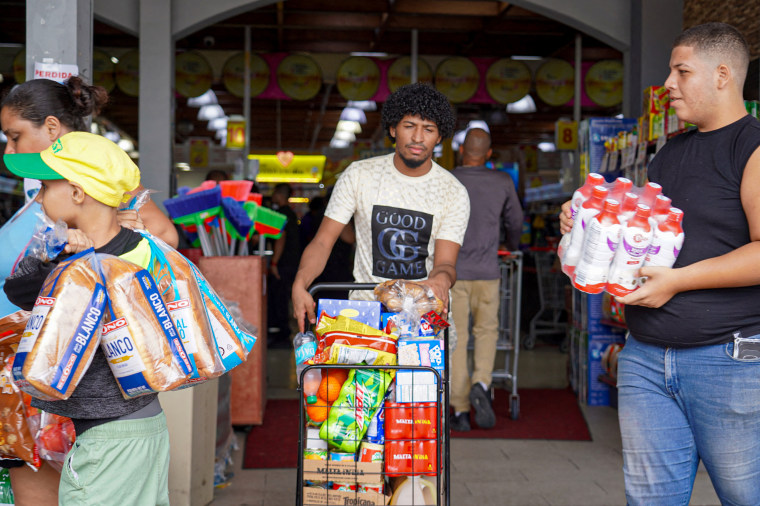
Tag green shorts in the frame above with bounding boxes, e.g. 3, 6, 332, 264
59, 412, 170, 506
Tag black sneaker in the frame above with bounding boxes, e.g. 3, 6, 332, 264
450, 412, 471, 432
469, 383, 496, 429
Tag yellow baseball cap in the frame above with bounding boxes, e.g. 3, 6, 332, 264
3, 131, 140, 207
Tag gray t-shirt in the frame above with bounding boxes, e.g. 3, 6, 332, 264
452, 165, 523, 280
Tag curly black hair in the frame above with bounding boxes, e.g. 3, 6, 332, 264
381, 83, 455, 142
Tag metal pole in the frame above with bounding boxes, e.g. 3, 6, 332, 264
411, 29, 418, 84
244, 26, 252, 175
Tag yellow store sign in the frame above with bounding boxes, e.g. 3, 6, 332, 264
250, 152, 326, 183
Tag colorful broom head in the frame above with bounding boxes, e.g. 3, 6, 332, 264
222, 197, 253, 239
219, 180, 254, 202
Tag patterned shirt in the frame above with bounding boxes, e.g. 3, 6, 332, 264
325, 153, 470, 299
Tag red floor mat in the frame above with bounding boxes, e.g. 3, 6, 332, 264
242, 388, 591, 469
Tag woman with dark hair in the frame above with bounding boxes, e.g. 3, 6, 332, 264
2, 76, 178, 247
0, 76, 177, 504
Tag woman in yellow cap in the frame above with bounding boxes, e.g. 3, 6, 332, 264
1, 76, 178, 247
0, 77, 176, 504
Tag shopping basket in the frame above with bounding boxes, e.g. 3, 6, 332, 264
296, 282, 451, 506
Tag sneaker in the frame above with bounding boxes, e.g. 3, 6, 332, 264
469, 383, 496, 429
449, 412, 470, 432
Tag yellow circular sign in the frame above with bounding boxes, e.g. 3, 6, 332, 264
175, 51, 213, 98
13, 49, 25, 84
585, 60, 624, 107
485, 59, 532, 104
277, 54, 322, 101
92, 50, 115, 92
336, 56, 380, 101
222, 52, 270, 98
115, 49, 140, 97
535, 59, 575, 106
435, 57, 479, 103
387, 57, 433, 92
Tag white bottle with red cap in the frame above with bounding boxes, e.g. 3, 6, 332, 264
609, 177, 633, 202
558, 173, 606, 261
618, 192, 640, 225
561, 185, 609, 276
645, 208, 685, 268
639, 181, 663, 207
607, 204, 654, 296
651, 195, 673, 224
572, 199, 622, 294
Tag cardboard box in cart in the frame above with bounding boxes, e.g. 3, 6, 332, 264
303, 460, 390, 505
396, 338, 444, 403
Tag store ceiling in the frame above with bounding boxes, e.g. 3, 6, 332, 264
0, 0, 622, 154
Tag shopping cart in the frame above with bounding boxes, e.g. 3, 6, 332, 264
525, 247, 570, 352
296, 282, 451, 506
466, 250, 523, 420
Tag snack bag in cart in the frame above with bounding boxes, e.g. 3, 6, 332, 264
319, 368, 392, 453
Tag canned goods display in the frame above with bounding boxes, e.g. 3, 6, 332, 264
328, 451, 356, 462
358, 441, 384, 463
332, 482, 357, 492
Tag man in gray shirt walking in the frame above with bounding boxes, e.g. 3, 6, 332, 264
450, 128, 523, 431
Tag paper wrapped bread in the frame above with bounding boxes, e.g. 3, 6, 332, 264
151, 246, 224, 381
98, 255, 192, 398
12, 251, 106, 401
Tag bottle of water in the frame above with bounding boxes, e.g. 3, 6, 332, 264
293, 331, 318, 385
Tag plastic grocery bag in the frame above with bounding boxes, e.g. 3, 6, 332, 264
12, 248, 106, 401
138, 231, 225, 384
34, 410, 75, 472
319, 368, 392, 453
374, 280, 444, 338
0, 200, 45, 318
98, 254, 193, 399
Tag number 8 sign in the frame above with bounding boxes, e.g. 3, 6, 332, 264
555, 120, 578, 150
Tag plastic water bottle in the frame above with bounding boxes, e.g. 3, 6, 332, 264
607, 204, 654, 296
302, 369, 321, 404
294, 331, 318, 385
651, 195, 673, 224
609, 177, 633, 202
645, 208, 684, 268
572, 199, 621, 293
562, 185, 609, 276
639, 181, 663, 207
558, 173, 605, 262
618, 192, 640, 225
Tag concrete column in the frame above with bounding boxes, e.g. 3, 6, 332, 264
26, 0, 93, 83
624, 0, 683, 117
138, 0, 174, 207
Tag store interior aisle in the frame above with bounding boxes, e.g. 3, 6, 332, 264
211, 345, 720, 506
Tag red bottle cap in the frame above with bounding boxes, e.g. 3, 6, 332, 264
591, 185, 609, 200
628, 204, 651, 229
653, 194, 673, 214
621, 192, 639, 212
614, 177, 633, 193
666, 207, 684, 223
586, 173, 605, 186
641, 182, 663, 205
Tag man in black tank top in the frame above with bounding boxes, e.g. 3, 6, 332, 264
560, 23, 760, 505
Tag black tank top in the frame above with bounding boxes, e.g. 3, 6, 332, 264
626, 115, 760, 347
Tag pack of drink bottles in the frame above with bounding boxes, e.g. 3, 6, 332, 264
558, 173, 685, 295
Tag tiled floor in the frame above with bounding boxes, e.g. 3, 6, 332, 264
211, 345, 720, 506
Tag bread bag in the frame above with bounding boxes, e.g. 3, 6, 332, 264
98, 255, 192, 398
12, 249, 106, 401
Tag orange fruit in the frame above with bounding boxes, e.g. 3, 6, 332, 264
327, 368, 349, 384
318, 375, 344, 403
306, 395, 331, 423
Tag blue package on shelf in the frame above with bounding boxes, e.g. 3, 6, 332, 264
583, 117, 638, 177
316, 298, 382, 329
587, 334, 626, 406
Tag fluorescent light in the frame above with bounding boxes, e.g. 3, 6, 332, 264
339, 107, 366, 124
512, 55, 543, 61
333, 130, 356, 142
198, 104, 225, 121
103, 131, 121, 143
330, 139, 350, 149
350, 52, 388, 57
538, 142, 556, 152
117, 139, 134, 152
336, 120, 362, 134
507, 94, 537, 114
289, 197, 310, 203
175, 163, 191, 172
110, 56, 119, 64
208, 117, 228, 131
467, 120, 490, 133
188, 89, 218, 108
347, 100, 377, 111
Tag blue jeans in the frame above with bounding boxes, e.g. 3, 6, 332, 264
617, 334, 760, 506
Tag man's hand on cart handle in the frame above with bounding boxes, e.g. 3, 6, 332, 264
292, 286, 317, 333
420, 271, 453, 315
559, 200, 573, 235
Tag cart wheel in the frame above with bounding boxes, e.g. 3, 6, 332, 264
510, 395, 520, 420
523, 333, 537, 350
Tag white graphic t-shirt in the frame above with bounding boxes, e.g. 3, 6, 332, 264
325, 154, 470, 299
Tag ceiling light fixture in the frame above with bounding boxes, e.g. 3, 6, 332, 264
347, 100, 377, 111
467, 120, 490, 133
333, 130, 356, 142
188, 89, 218, 108
336, 120, 362, 134
208, 117, 228, 131
512, 55, 543, 61
507, 94, 537, 114
197, 104, 225, 121
339, 107, 366, 124
330, 139, 350, 149
538, 142, 556, 152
